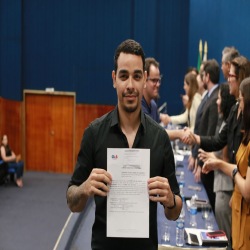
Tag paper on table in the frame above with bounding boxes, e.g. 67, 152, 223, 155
107, 148, 150, 238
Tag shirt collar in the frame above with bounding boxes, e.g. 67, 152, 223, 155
208, 84, 218, 97
110, 105, 146, 133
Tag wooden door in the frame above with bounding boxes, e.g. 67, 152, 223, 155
50, 95, 74, 173
26, 94, 51, 172
25, 92, 75, 173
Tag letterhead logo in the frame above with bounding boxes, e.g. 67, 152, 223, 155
111, 155, 118, 159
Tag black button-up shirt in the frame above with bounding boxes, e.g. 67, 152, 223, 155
200, 102, 243, 164
68, 106, 180, 250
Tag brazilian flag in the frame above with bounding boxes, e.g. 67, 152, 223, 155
197, 40, 202, 71
197, 53, 202, 71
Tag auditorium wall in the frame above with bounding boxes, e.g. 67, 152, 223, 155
188, 0, 250, 83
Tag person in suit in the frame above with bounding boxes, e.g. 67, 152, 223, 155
193, 59, 220, 212
182, 56, 250, 165
202, 77, 250, 250
188, 64, 208, 170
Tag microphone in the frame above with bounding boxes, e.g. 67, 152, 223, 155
158, 102, 167, 113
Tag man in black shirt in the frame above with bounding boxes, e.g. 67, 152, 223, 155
67, 39, 182, 250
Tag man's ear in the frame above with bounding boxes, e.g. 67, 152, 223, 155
206, 73, 210, 83
144, 71, 147, 88
112, 70, 116, 89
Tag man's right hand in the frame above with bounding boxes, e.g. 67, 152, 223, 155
82, 168, 112, 197
181, 127, 200, 145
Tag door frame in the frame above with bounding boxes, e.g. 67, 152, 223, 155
22, 90, 76, 172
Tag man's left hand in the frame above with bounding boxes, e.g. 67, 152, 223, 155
148, 177, 174, 208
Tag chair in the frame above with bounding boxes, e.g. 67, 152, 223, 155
0, 160, 16, 183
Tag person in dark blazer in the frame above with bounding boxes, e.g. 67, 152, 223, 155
193, 59, 220, 212
188, 64, 208, 170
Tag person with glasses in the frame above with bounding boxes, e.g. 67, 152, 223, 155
183, 56, 250, 166
221, 47, 240, 80
202, 77, 250, 250
160, 72, 201, 132
141, 57, 167, 123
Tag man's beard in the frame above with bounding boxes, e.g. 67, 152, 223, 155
124, 102, 138, 113
122, 90, 139, 113
203, 82, 207, 90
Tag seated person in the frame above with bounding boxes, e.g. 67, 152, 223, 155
0, 135, 24, 187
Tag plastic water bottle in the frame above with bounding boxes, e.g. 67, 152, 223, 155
189, 196, 197, 228
174, 139, 180, 152
176, 218, 184, 246
179, 185, 185, 218
179, 171, 185, 187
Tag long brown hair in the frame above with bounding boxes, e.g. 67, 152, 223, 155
240, 77, 250, 145
185, 72, 198, 110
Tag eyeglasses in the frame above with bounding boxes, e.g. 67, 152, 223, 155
147, 78, 161, 85
228, 73, 237, 79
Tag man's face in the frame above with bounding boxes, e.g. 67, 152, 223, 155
112, 52, 146, 113
228, 64, 238, 97
221, 55, 230, 80
145, 65, 160, 100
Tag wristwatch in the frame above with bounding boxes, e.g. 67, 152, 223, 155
232, 168, 238, 180
167, 192, 176, 210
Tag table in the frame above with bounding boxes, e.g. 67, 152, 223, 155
61, 155, 226, 250
157, 155, 225, 249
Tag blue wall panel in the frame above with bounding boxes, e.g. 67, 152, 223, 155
133, 0, 190, 115
0, 0, 22, 101
22, 0, 133, 105
188, 0, 250, 83
1, 0, 190, 115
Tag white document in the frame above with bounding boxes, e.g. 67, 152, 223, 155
107, 148, 150, 238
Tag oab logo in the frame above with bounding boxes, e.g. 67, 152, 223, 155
111, 155, 118, 159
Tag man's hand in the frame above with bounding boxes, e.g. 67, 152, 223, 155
188, 156, 195, 170
160, 114, 171, 126
147, 176, 174, 208
67, 168, 112, 212
181, 127, 200, 145
194, 165, 202, 183
202, 158, 220, 174
83, 168, 112, 197
198, 149, 216, 163
192, 158, 198, 174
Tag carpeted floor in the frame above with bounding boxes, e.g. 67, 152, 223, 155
0, 171, 72, 250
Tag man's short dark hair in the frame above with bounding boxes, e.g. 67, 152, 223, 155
222, 47, 240, 63
145, 58, 159, 77
203, 59, 220, 84
114, 39, 145, 74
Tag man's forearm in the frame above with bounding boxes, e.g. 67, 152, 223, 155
166, 129, 183, 141
67, 184, 88, 212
